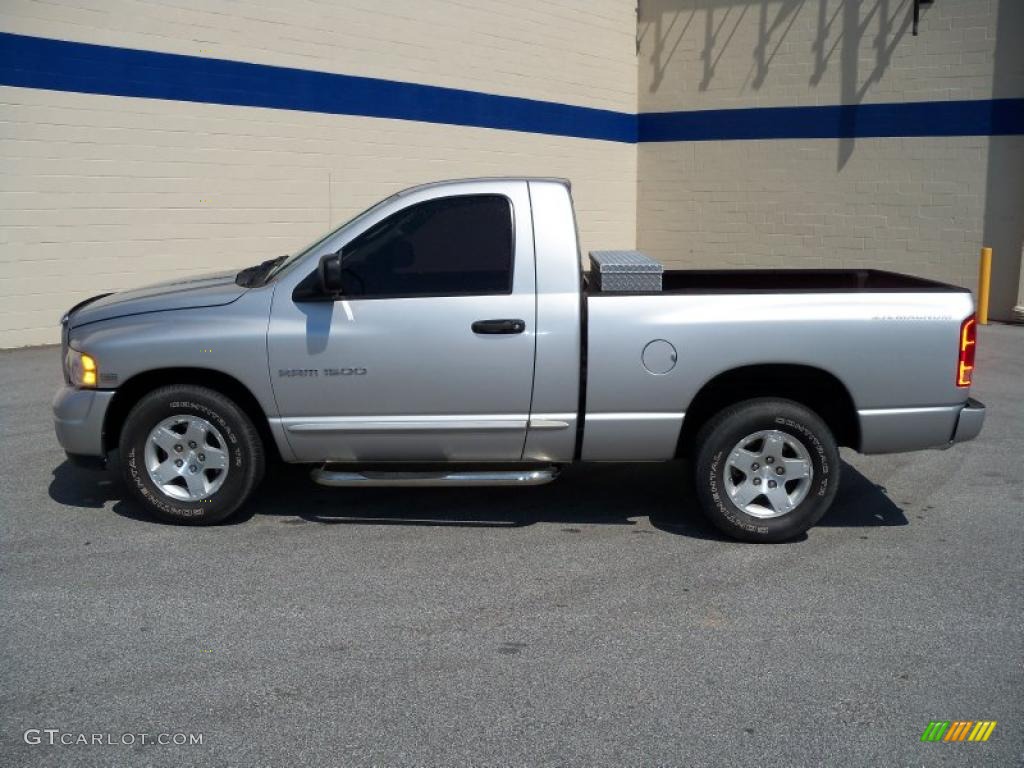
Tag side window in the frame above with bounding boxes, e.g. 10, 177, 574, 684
338, 194, 514, 297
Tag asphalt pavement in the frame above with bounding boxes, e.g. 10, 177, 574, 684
1, 324, 1022, 767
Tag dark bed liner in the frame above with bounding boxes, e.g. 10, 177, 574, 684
584, 268, 968, 296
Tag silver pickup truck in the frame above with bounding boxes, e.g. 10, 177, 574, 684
54, 177, 985, 541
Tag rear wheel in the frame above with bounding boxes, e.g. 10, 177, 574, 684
119, 385, 265, 524
694, 398, 840, 542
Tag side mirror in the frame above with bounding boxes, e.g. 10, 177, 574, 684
318, 253, 344, 295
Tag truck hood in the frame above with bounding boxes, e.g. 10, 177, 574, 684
67, 270, 247, 328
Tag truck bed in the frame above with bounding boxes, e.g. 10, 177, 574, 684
579, 264, 975, 461
584, 268, 968, 295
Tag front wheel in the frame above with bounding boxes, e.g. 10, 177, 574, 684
694, 398, 840, 542
119, 385, 265, 524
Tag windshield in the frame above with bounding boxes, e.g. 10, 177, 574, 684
260, 193, 400, 284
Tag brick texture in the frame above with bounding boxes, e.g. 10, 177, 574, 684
0, 1, 638, 346
2, 0, 637, 111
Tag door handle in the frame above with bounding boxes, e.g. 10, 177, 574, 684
471, 319, 526, 334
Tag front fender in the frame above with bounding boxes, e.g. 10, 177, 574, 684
67, 288, 277, 416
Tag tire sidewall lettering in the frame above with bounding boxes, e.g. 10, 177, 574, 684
774, 416, 830, 498
708, 449, 766, 534
695, 400, 841, 542
126, 393, 251, 521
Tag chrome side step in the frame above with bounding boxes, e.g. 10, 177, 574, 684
310, 466, 559, 488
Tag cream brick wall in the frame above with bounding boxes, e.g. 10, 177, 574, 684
0, 88, 637, 347
638, 0, 1024, 319
0, 1, 638, 347
639, 135, 1008, 286
1, 0, 637, 111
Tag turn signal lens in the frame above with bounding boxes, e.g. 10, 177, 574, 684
66, 349, 99, 388
956, 314, 976, 387
81, 354, 97, 387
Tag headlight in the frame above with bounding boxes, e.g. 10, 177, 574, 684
65, 348, 98, 388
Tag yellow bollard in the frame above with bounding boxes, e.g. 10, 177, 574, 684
977, 247, 992, 325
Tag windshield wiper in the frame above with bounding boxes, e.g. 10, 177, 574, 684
235, 255, 287, 287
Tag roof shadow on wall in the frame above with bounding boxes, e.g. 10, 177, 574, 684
833, 0, 913, 169
639, 0, 915, 169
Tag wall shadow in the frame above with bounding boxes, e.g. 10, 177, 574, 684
753, 0, 805, 89
639, 0, 914, 168
49, 457, 906, 540
835, 0, 911, 169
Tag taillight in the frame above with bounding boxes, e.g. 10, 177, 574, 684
956, 314, 976, 387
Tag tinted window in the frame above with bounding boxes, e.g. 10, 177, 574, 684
338, 195, 513, 297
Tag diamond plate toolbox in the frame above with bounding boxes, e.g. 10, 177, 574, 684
589, 250, 663, 292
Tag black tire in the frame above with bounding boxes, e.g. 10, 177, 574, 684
119, 385, 265, 524
694, 398, 840, 543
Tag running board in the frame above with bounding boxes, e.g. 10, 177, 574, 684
310, 466, 559, 488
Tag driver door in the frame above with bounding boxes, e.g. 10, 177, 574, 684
266, 181, 537, 462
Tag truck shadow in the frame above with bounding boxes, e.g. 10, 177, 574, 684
49, 457, 907, 541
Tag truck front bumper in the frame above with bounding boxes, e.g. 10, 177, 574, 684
53, 386, 115, 466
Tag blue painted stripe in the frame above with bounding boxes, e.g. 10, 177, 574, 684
1, 32, 1021, 143
639, 99, 1024, 142
0, 32, 636, 143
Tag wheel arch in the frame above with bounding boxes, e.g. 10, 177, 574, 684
103, 368, 280, 463
676, 363, 860, 457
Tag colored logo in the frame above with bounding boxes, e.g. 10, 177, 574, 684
921, 720, 997, 742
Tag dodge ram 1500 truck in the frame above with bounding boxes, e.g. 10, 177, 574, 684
54, 177, 985, 541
